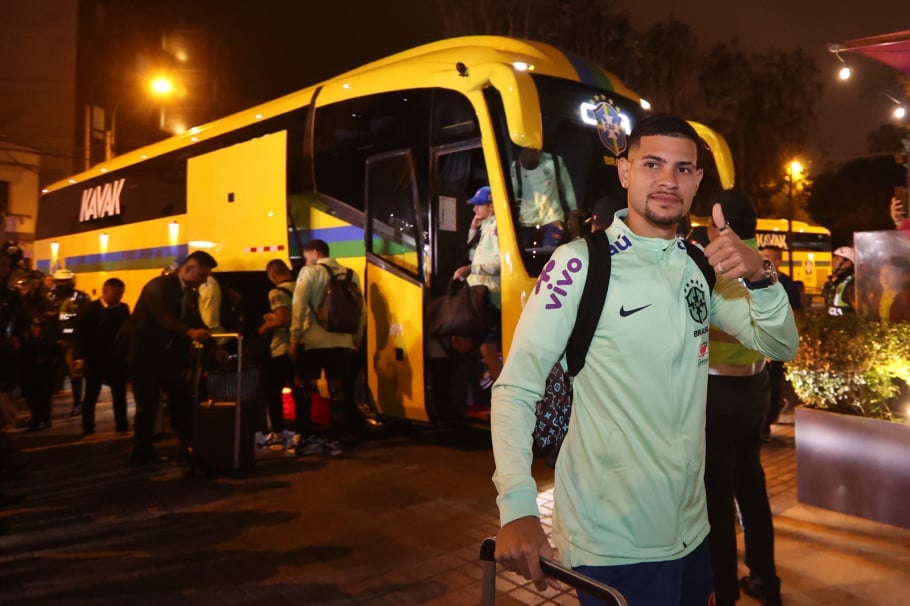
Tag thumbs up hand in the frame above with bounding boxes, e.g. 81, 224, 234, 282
703, 203, 766, 282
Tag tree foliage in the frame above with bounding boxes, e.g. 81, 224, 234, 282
808, 156, 905, 247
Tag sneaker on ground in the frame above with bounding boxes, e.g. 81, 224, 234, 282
324, 440, 343, 457
264, 431, 283, 448
278, 429, 297, 449
254, 431, 270, 448
297, 435, 326, 456
284, 433, 302, 456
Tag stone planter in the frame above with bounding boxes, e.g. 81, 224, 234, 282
795, 406, 910, 529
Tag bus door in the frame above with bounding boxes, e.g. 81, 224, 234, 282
425, 143, 491, 422
363, 149, 428, 423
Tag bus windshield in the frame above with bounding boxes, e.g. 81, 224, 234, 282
493, 74, 646, 276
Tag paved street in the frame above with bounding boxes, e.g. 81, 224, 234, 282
1, 389, 909, 605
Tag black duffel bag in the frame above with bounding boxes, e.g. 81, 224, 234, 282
426, 280, 494, 340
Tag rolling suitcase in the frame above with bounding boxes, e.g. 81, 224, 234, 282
192, 333, 258, 474
479, 537, 627, 605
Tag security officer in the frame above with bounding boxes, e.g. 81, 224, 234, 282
50, 269, 91, 415
822, 246, 855, 316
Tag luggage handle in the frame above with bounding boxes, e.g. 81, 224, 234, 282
479, 536, 627, 606
203, 332, 245, 470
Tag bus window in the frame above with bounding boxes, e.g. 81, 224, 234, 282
432, 89, 480, 145
488, 75, 645, 277
313, 90, 432, 212
365, 150, 423, 279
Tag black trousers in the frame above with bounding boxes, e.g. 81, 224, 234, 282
298, 347, 355, 440
82, 362, 129, 433
705, 371, 777, 605
765, 360, 786, 432
21, 357, 54, 425
262, 353, 294, 433
131, 362, 195, 457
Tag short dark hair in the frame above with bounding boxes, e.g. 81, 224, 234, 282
103, 277, 125, 290
626, 114, 700, 157
303, 239, 330, 257
182, 250, 218, 269
266, 259, 291, 275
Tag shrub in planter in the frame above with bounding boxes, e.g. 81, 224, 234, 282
785, 313, 910, 421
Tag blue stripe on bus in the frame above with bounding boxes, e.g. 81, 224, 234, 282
36, 244, 188, 274
302, 225, 364, 243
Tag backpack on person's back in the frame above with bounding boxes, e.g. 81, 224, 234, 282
314, 264, 363, 334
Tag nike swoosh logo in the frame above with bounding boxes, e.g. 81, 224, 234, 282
619, 304, 652, 317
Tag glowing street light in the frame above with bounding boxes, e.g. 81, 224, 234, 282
105, 75, 178, 160
149, 75, 176, 96
786, 160, 805, 278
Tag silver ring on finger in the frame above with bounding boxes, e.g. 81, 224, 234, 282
717, 261, 724, 274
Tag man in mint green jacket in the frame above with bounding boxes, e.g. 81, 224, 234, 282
491, 115, 798, 606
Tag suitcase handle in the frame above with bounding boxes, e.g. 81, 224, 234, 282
210, 332, 242, 340
479, 536, 627, 606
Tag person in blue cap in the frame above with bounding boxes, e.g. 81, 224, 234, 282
453, 185, 502, 382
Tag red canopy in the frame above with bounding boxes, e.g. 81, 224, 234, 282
834, 29, 910, 75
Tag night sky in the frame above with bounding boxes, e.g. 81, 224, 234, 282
21, 0, 900, 177
199, 1, 441, 104
205, 0, 908, 169
620, 0, 910, 166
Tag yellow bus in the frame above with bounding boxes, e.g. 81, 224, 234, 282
35, 36, 734, 426
689, 217, 832, 296
753, 218, 832, 295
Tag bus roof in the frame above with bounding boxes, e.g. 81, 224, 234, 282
43, 36, 642, 194
690, 215, 831, 234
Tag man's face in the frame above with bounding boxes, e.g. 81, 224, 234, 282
102, 285, 125, 307
473, 202, 493, 220
833, 255, 852, 274
618, 135, 703, 237
179, 259, 211, 288
55, 279, 75, 294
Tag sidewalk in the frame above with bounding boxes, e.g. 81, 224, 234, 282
500, 409, 910, 605
1, 390, 909, 605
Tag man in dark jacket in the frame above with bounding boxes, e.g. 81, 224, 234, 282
128, 251, 217, 465
76, 277, 131, 435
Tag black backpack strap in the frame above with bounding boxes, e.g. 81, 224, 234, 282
565, 230, 611, 376
552, 154, 570, 219
275, 285, 294, 298
682, 240, 716, 292
513, 161, 523, 202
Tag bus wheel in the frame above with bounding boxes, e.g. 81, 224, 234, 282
354, 368, 383, 430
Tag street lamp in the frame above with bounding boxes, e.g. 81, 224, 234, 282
104, 74, 177, 161
786, 160, 804, 278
